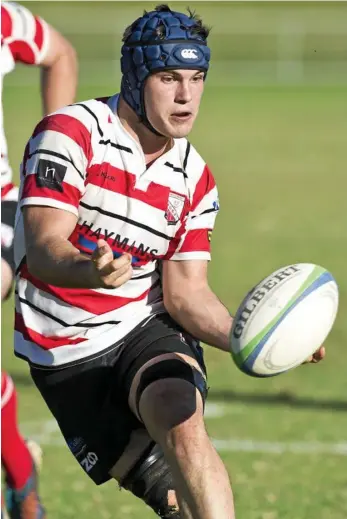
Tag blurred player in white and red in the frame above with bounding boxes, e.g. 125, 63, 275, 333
1, 2, 77, 517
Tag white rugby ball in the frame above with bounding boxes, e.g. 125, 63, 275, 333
230, 263, 339, 377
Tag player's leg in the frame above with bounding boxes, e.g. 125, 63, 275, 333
29, 349, 153, 490
30, 345, 182, 518
29, 314, 234, 518
30, 316, 184, 518
1, 258, 13, 300
110, 314, 235, 519
129, 353, 235, 519
1, 197, 17, 301
30, 348, 183, 517
1, 372, 46, 519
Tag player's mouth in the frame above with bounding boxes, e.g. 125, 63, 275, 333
170, 111, 192, 122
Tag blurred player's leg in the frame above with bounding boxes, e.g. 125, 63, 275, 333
1, 258, 13, 300
1, 372, 46, 519
1, 195, 17, 302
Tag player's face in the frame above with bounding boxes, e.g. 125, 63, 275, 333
144, 69, 205, 138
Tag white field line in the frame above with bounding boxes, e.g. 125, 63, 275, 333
213, 439, 347, 456
21, 404, 347, 456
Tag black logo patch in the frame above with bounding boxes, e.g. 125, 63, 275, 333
36, 159, 67, 192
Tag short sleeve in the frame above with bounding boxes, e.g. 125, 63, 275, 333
1, 2, 50, 65
19, 109, 92, 217
165, 165, 219, 261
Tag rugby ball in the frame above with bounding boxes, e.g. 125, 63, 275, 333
230, 263, 338, 377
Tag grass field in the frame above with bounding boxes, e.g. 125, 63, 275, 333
2, 2, 347, 518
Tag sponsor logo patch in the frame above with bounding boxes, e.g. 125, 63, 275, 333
36, 159, 67, 192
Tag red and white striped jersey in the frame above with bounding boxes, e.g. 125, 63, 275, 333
1, 1, 49, 190
14, 94, 220, 367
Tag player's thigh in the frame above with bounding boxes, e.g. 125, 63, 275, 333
117, 313, 208, 425
30, 351, 146, 486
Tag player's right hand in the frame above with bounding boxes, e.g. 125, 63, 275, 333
90, 239, 133, 289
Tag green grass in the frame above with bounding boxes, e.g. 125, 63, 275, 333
2, 2, 347, 518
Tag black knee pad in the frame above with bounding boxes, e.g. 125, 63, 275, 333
120, 442, 181, 518
135, 359, 208, 419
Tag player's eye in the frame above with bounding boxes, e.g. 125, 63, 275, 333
161, 75, 175, 83
192, 75, 204, 83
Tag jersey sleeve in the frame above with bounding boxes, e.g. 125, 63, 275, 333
1, 2, 49, 65
19, 109, 92, 217
165, 165, 219, 261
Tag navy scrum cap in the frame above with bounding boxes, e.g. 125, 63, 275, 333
120, 4, 211, 133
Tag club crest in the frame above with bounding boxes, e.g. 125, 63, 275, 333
165, 192, 185, 225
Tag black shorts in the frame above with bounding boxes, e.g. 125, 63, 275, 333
1, 199, 17, 276
30, 313, 207, 485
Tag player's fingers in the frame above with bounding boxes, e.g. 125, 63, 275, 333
100, 261, 131, 280
111, 253, 132, 269
102, 265, 133, 288
95, 239, 113, 255
313, 345, 325, 362
99, 254, 132, 277
91, 239, 114, 268
304, 346, 325, 364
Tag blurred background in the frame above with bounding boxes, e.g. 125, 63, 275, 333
2, 2, 347, 518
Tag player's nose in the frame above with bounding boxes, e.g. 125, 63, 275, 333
175, 80, 193, 104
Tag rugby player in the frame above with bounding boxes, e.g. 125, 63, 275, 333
14, 5, 324, 518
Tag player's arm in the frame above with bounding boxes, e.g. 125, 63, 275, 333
23, 207, 132, 289
2, 2, 77, 114
162, 259, 233, 353
161, 159, 232, 351
39, 24, 78, 114
24, 206, 92, 287
21, 111, 131, 289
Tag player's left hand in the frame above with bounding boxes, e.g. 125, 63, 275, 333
303, 345, 325, 364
